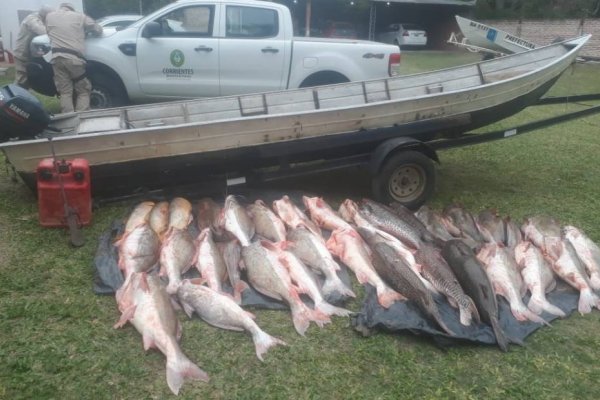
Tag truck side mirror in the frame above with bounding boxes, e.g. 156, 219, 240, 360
142, 21, 162, 38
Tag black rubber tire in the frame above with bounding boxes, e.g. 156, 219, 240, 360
89, 73, 127, 109
371, 150, 436, 210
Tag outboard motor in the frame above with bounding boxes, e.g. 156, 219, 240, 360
0, 84, 51, 142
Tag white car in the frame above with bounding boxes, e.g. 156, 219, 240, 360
27, 0, 400, 109
377, 23, 427, 48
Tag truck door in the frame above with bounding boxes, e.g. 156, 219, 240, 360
136, 4, 220, 98
219, 5, 286, 96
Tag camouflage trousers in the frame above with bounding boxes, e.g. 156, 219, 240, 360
51, 57, 91, 113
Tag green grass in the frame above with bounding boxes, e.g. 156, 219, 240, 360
2, 53, 600, 399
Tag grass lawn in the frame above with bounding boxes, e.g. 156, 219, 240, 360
2, 50, 600, 399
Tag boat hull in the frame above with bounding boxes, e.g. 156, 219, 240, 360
1, 36, 588, 198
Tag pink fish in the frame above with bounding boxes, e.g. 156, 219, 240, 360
326, 228, 403, 308
114, 273, 209, 395
302, 196, 353, 231
273, 195, 322, 237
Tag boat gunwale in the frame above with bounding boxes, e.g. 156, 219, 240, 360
0, 35, 589, 150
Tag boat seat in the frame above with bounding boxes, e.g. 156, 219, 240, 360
76, 115, 123, 134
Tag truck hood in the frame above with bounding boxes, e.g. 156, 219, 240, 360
31, 28, 119, 62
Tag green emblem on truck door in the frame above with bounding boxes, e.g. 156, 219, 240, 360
170, 50, 185, 67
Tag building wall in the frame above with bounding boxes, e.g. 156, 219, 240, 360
481, 18, 600, 58
0, 0, 84, 53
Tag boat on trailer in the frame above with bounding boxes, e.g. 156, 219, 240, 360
0, 35, 590, 205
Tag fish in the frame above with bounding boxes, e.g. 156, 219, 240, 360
168, 197, 193, 230
443, 204, 486, 244
177, 279, 286, 361
514, 241, 565, 317
247, 199, 287, 242
114, 272, 209, 395
358, 227, 454, 336
504, 217, 522, 251
222, 195, 255, 247
359, 198, 423, 249
339, 199, 377, 230
302, 196, 353, 231
196, 197, 227, 241
326, 228, 401, 308
217, 239, 248, 304
476, 209, 506, 244
563, 225, 600, 290
267, 241, 353, 317
160, 227, 196, 295
286, 226, 356, 299
550, 240, 600, 314
521, 216, 562, 261
477, 243, 549, 325
415, 243, 480, 326
441, 240, 510, 351
124, 201, 155, 234
241, 241, 330, 335
272, 195, 322, 237
388, 201, 438, 244
149, 201, 170, 239
194, 228, 229, 295
414, 205, 454, 241
115, 223, 161, 279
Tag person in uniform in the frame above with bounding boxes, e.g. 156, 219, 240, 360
13, 6, 53, 89
45, 3, 102, 113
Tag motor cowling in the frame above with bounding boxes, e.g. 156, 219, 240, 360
0, 84, 50, 143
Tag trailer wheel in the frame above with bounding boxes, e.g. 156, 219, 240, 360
372, 150, 436, 210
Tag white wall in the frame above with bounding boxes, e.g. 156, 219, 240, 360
0, 0, 84, 53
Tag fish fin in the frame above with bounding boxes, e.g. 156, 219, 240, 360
113, 305, 136, 329
245, 310, 256, 320
142, 333, 155, 351
315, 301, 354, 317
233, 281, 249, 304
140, 273, 150, 292
377, 287, 404, 309
588, 273, 600, 291
253, 329, 287, 362
181, 301, 195, 319
166, 355, 210, 395
577, 288, 600, 315
490, 316, 509, 352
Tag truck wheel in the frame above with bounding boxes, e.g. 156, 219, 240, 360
89, 73, 127, 109
371, 150, 436, 210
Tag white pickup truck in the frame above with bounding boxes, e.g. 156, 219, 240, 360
28, 0, 400, 109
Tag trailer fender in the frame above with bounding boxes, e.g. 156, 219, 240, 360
370, 137, 439, 175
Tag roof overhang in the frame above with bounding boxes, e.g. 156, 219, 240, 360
370, 0, 476, 6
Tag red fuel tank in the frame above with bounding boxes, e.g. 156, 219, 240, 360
37, 158, 92, 227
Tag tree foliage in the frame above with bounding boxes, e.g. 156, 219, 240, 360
475, 0, 600, 19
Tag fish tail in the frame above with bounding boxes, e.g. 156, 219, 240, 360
577, 287, 600, 315
459, 295, 481, 326
376, 286, 404, 309
511, 301, 551, 326
321, 276, 356, 299
315, 300, 354, 317
289, 293, 331, 335
252, 329, 287, 362
432, 309, 455, 336
490, 316, 510, 352
166, 353, 209, 395
527, 295, 566, 317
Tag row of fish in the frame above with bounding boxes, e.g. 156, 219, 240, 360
111, 194, 600, 393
